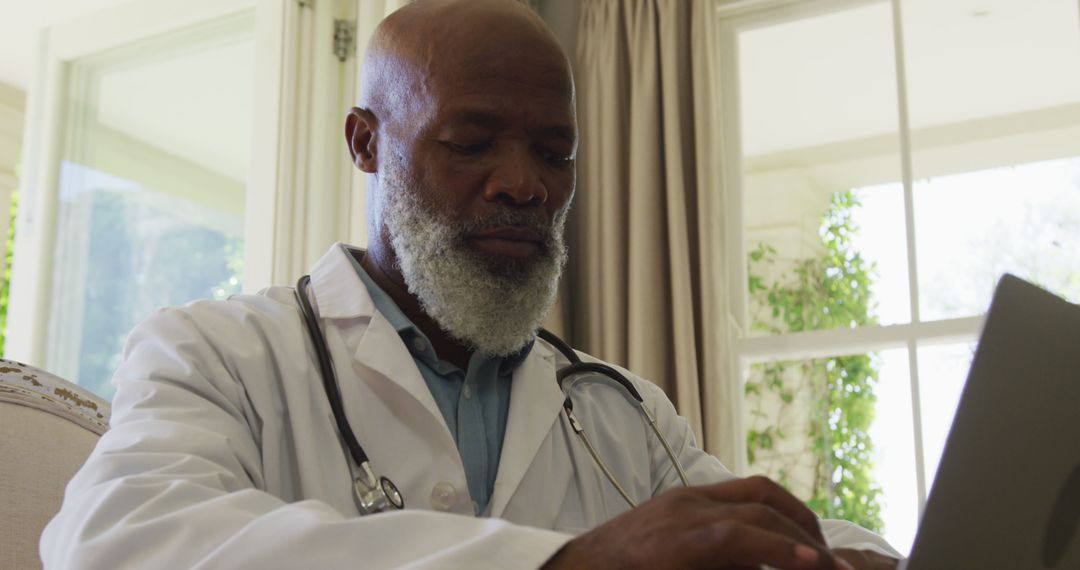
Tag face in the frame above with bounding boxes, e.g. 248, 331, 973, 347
390, 44, 578, 256
346, 29, 577, 354
378, 151, 568, 356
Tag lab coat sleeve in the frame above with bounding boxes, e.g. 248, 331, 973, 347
635, 377, 904, 560
40, 304, 571, 569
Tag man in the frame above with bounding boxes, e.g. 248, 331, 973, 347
43, 1, 900, 568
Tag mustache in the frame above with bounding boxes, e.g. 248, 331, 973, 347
455, 209, 561, 246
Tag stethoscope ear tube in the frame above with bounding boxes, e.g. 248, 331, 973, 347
538, 329, 645, 403
540, 328, 692, 499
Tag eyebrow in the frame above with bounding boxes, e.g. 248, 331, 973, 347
445, 109, 576, 143
534, 125, 577, 144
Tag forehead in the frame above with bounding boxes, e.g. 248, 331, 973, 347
422, 44, 575, 126
431, 32, 572, 91
435, 102, 577, 148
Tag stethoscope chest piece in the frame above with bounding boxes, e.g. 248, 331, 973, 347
354, 461, 405, 515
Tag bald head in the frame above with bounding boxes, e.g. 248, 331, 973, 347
359, 0, 574, 128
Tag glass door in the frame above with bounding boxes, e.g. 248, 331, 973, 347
6, 0, 295, 398
47, 15, 255, 397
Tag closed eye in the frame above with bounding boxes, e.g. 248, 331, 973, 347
538, 148, 575, 166
442, 141, 491, 155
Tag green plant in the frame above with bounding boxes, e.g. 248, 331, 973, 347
745, 190, 884, 532
0, 191, 16, 356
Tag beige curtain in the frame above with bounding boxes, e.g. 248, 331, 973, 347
570, 0, 741, 469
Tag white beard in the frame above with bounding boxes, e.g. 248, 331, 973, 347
379, 154, 568, 357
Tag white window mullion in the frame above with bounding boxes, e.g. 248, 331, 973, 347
718, 15, 752, 476
245, 0, 356, 292
5, 32, 65, 365
891, 0, 919, 326
718, 21, 749, 341
737, 316, 982, 363
890, 0, 929, 515
906, 338, 928, 514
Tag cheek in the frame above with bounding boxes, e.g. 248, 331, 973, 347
415, 161, 486, 215
545, 170, 576, 213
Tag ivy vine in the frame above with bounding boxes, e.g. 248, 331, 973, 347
745, 190, 884, 532
0, 191, 16, 355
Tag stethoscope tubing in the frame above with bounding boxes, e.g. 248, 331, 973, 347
297, 276, 690, 516
296, 276, 369, 465
537, 329, 692, 504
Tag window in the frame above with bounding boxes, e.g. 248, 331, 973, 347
7, 0, 361, 398
41, 16, 254, 399
716, 0, 1080, 554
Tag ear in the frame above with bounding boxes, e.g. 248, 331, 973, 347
345, 107, 378, 173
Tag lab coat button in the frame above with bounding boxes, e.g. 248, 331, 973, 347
430, 482, 457, 510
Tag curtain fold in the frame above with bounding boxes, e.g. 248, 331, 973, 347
572, 0, 740, 469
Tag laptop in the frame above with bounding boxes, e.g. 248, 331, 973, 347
902, 274, 1080, 569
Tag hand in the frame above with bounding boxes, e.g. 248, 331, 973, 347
543, 475, 854, 570
831, 548, 901, 570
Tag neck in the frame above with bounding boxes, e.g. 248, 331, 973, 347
359, 245, 473, 370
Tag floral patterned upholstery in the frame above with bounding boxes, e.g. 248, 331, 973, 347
0, 360, 109, 434
0, 359, 110, 569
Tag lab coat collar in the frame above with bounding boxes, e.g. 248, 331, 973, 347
309, 242, 377, 319
308, 244, 456, 454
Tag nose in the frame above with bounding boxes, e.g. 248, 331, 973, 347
482, 145, 548, 207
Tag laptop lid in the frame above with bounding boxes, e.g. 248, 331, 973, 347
906, 274, 1080, 569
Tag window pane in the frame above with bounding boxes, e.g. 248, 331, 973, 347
901, 0, 1080, 319
916, 341, 977, 492
45, 16, 254, 398
913, 159, 1080, 319
743, 348, 918, 555
867, 348, 918, 556
739, 3, 910, 336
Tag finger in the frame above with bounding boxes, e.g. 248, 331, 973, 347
833, 548, 901, 570
717, 503, 826, 551
697, 520, 848, 570
697, 476, 826, 544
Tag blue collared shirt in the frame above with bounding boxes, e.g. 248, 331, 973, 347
348, 253, 531, 515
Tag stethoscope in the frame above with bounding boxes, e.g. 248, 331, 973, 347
295, 275, 690, 516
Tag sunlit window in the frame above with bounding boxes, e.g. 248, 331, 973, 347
43, 16, 254, 398
723, 0, 1080, 554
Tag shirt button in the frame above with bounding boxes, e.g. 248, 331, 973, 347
463, 384, 473, 399
411, 337, 426, 353
471, 500, 480, 516
430, 482, 457, 511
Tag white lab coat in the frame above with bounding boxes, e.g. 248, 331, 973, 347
41, 243, 899, 569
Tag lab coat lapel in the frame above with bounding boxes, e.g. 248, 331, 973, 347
349, 309, 456, 451
310, 243, 456, 454
489, 343, 564, 518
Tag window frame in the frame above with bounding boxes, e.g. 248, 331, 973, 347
712, 0, 998, 517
